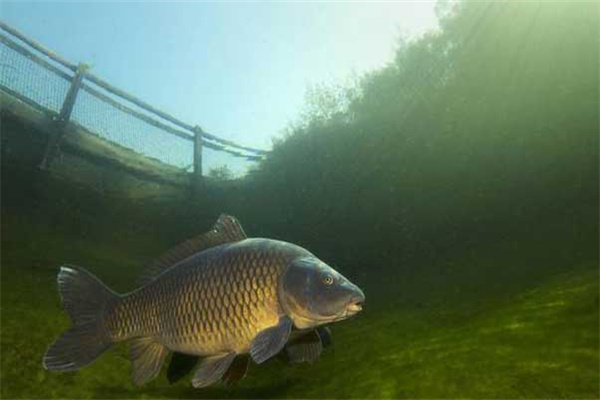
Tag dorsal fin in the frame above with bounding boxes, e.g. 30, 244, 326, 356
137, 214, 246, 286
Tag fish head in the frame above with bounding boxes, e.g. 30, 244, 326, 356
280, 256, 365, 329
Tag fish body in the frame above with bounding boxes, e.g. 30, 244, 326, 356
43, 215, 365, 388
106, 238, 309, 355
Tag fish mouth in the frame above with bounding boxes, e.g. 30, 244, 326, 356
345, 298, 364, 316
316, 298, 365, 324
347, 301, 363, 313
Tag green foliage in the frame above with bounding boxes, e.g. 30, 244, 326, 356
208, 165, 234, 181
294, 80, 361, 131
246, 0, 598, 279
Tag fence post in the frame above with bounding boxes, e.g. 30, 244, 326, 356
39, 62, 88, 169
192, 125, 204, 194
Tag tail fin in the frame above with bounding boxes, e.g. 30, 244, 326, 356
43, 265, 119, 371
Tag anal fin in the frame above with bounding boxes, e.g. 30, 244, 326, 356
192, 352, 236, 388
130, 337, 169, 386
167, 352, 249, 387
221, 355, 249, 386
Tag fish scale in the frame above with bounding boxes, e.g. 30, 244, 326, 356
104, 238, 308, 356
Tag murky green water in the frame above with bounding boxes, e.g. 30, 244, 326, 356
1, 1, 598, 398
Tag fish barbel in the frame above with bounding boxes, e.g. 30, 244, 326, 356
43, 215, 365, 388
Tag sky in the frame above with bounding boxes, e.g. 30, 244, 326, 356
0, 1, 439, 174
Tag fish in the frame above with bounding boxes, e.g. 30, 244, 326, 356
166, 325, 333, 385
42, 214, 365, 388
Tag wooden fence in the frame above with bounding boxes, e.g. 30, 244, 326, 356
0, 21, 268, 189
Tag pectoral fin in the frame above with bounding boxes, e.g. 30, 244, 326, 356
250, 315, 292, 364
130, 337, 169, 386
316, 326, 332, 348
167, 352, 199, 384
284, 329, 323, 363
191, 352, 236, 388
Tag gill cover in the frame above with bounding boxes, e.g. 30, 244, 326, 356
281, 257, 364, 329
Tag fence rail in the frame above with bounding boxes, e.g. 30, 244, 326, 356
0, 21, 268, 183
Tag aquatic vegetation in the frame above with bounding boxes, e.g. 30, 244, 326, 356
1, 222, 597, 398
242, 1, 598, 279
0, 174, 597, 398
208, 165, 235, 181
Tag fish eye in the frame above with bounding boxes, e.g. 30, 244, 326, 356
323, 275, 334, 285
